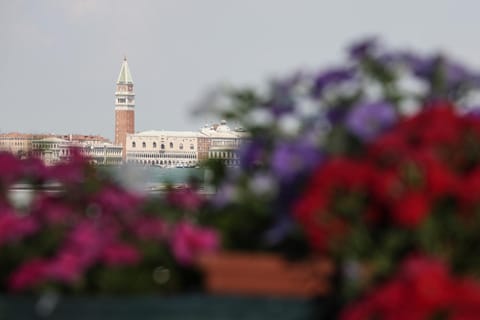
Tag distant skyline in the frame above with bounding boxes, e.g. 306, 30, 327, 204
2, 0, 480, 141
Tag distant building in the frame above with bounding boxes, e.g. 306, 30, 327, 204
200, 120, 248, 166
0, 133, 34, 158
0, 133, 121, 165
115, 57, 135, 160
126, 121, 248, 167
31, 136, 122, 166
126, 130, 200, 167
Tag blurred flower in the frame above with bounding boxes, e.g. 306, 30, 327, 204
248, 173, 276, 196
131, 217, 166, 241
345, 101, 397, 142
171, 222, 219, 266
101, 242, 141, 267
348, 37, 378, 60
47, 250, 85, 284
271, 140, 322, 184
0, 209, 38, 245
341, 255, 480, 320
166, 187, 205, 212
312, 67, 355, 98
8, 259, 48, 292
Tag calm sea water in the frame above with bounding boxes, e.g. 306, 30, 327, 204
8, 167, 209, 207
143, 167, 205, 185
107, 166, 208, 192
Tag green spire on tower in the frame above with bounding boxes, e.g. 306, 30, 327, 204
117, 56, 133, 84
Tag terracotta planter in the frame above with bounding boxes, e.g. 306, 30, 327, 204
198, 251, 334, 298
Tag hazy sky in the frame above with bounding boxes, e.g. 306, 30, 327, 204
1, 0, 479, 141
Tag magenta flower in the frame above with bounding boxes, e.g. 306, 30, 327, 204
166, 187, 205, 211
93, 186, 143, 214
32, 195, 73, 225
22, 157, 49, 181
131, 217, 166, 241
101, 242, 141, 266
0, 152, 22, 185
170, 222, 219, 266
0, 209, 38, 246
8, 258, 48, 292
46, 250, 85, 284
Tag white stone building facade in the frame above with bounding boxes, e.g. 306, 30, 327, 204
126, 121, 248, 167
126, 131, 200, 167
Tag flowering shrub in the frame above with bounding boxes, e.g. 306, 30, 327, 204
295, 103, 480, 301
341, 254, 480, 320
200, 38, 480, 254
198, 38, 480, 317
0, 150, 218, 294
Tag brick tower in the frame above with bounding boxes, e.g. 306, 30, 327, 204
115, 57, 135, 160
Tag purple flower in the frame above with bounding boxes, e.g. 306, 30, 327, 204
348, 37, 378, 60
211, 182, 237, 208
326, 107, 350, 124
271, 140, 322, 183
311, 67, 355, 98
467, 108, 480, 118
345, 101, 397, 142
239, 140, 265, 170
402, 52, 475, 88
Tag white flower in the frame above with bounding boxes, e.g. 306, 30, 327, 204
278, 114, 301, 136
244, 108, 274, 127
249, 173, 277, 196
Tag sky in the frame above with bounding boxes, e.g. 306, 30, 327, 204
1, 0, 479, 141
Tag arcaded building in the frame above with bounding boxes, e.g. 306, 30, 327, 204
125, 121, 248, 167
125, 130, 201, 167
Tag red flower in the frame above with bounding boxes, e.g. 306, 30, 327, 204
392, 192, 430, 228
341, 255, 456, 320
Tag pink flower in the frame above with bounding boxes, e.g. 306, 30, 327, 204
32, 195, 73, 225
166, 187, 205, 211
65, 222, 105, 266
8, 258, 48, 292
22, 156, 49, 181
131, 217, 166, 241
101, 242, 141, 266
68, 222, 104, 249
93, 186, 143, 214
46, 250, 85, 284
0, 209, 38, 246
170, 221, 219, 265
0, 152, 22, 184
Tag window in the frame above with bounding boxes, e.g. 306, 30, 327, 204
190, 144, 194, 150
179, 143, 183, 150
118, 98, 126, 103
170, 142, 173, 149
153, 142, 157, 148
142, 142, 146, 148
132, 142, 136, 148
161, 144, 165, 149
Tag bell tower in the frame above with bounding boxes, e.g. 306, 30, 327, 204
115, 56, 135, 160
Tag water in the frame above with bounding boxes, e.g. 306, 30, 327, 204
108, 166, 208, 193
143, 167, 205, 185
